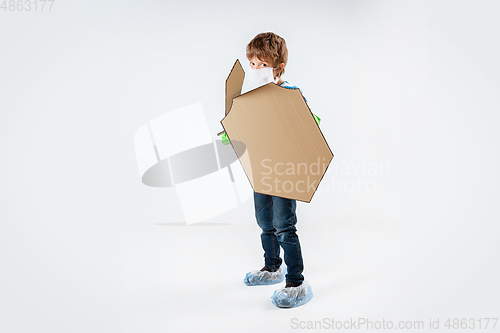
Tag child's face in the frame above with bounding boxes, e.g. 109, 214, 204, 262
248, 55, 282, 80
248, 55, 274, 70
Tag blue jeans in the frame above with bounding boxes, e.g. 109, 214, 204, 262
253, 191, 304, 284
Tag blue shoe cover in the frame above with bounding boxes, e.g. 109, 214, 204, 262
270, 280, 313, 308
244, 265, 286, 286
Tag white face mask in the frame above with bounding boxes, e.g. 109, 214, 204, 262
242, 64, 279, 94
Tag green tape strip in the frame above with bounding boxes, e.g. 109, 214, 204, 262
221, 131, 230, 145
313, 113, 321, 126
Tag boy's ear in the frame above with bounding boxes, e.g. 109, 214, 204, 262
278, 62, 285, 76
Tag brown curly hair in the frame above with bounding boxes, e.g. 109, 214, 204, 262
246, 32, 288, 77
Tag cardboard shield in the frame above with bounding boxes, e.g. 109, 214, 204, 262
221, 60, 334, 202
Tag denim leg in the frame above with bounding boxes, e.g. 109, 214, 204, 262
254, 191, 282, 271
272, 196, 304, 284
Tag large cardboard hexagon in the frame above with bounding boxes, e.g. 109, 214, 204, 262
221, 60, 334, 203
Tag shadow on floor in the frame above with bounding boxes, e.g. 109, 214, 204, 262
154, 222, 231, 226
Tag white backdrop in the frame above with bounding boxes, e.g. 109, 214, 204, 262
1, 0, 499, 332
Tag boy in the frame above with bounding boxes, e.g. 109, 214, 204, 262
240, 32, 316, 308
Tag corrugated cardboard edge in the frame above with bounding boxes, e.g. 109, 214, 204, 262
263, 85, 334, 203
221, 83, 335, 203
225, 59, 245, 116
286, 85, 335, 203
